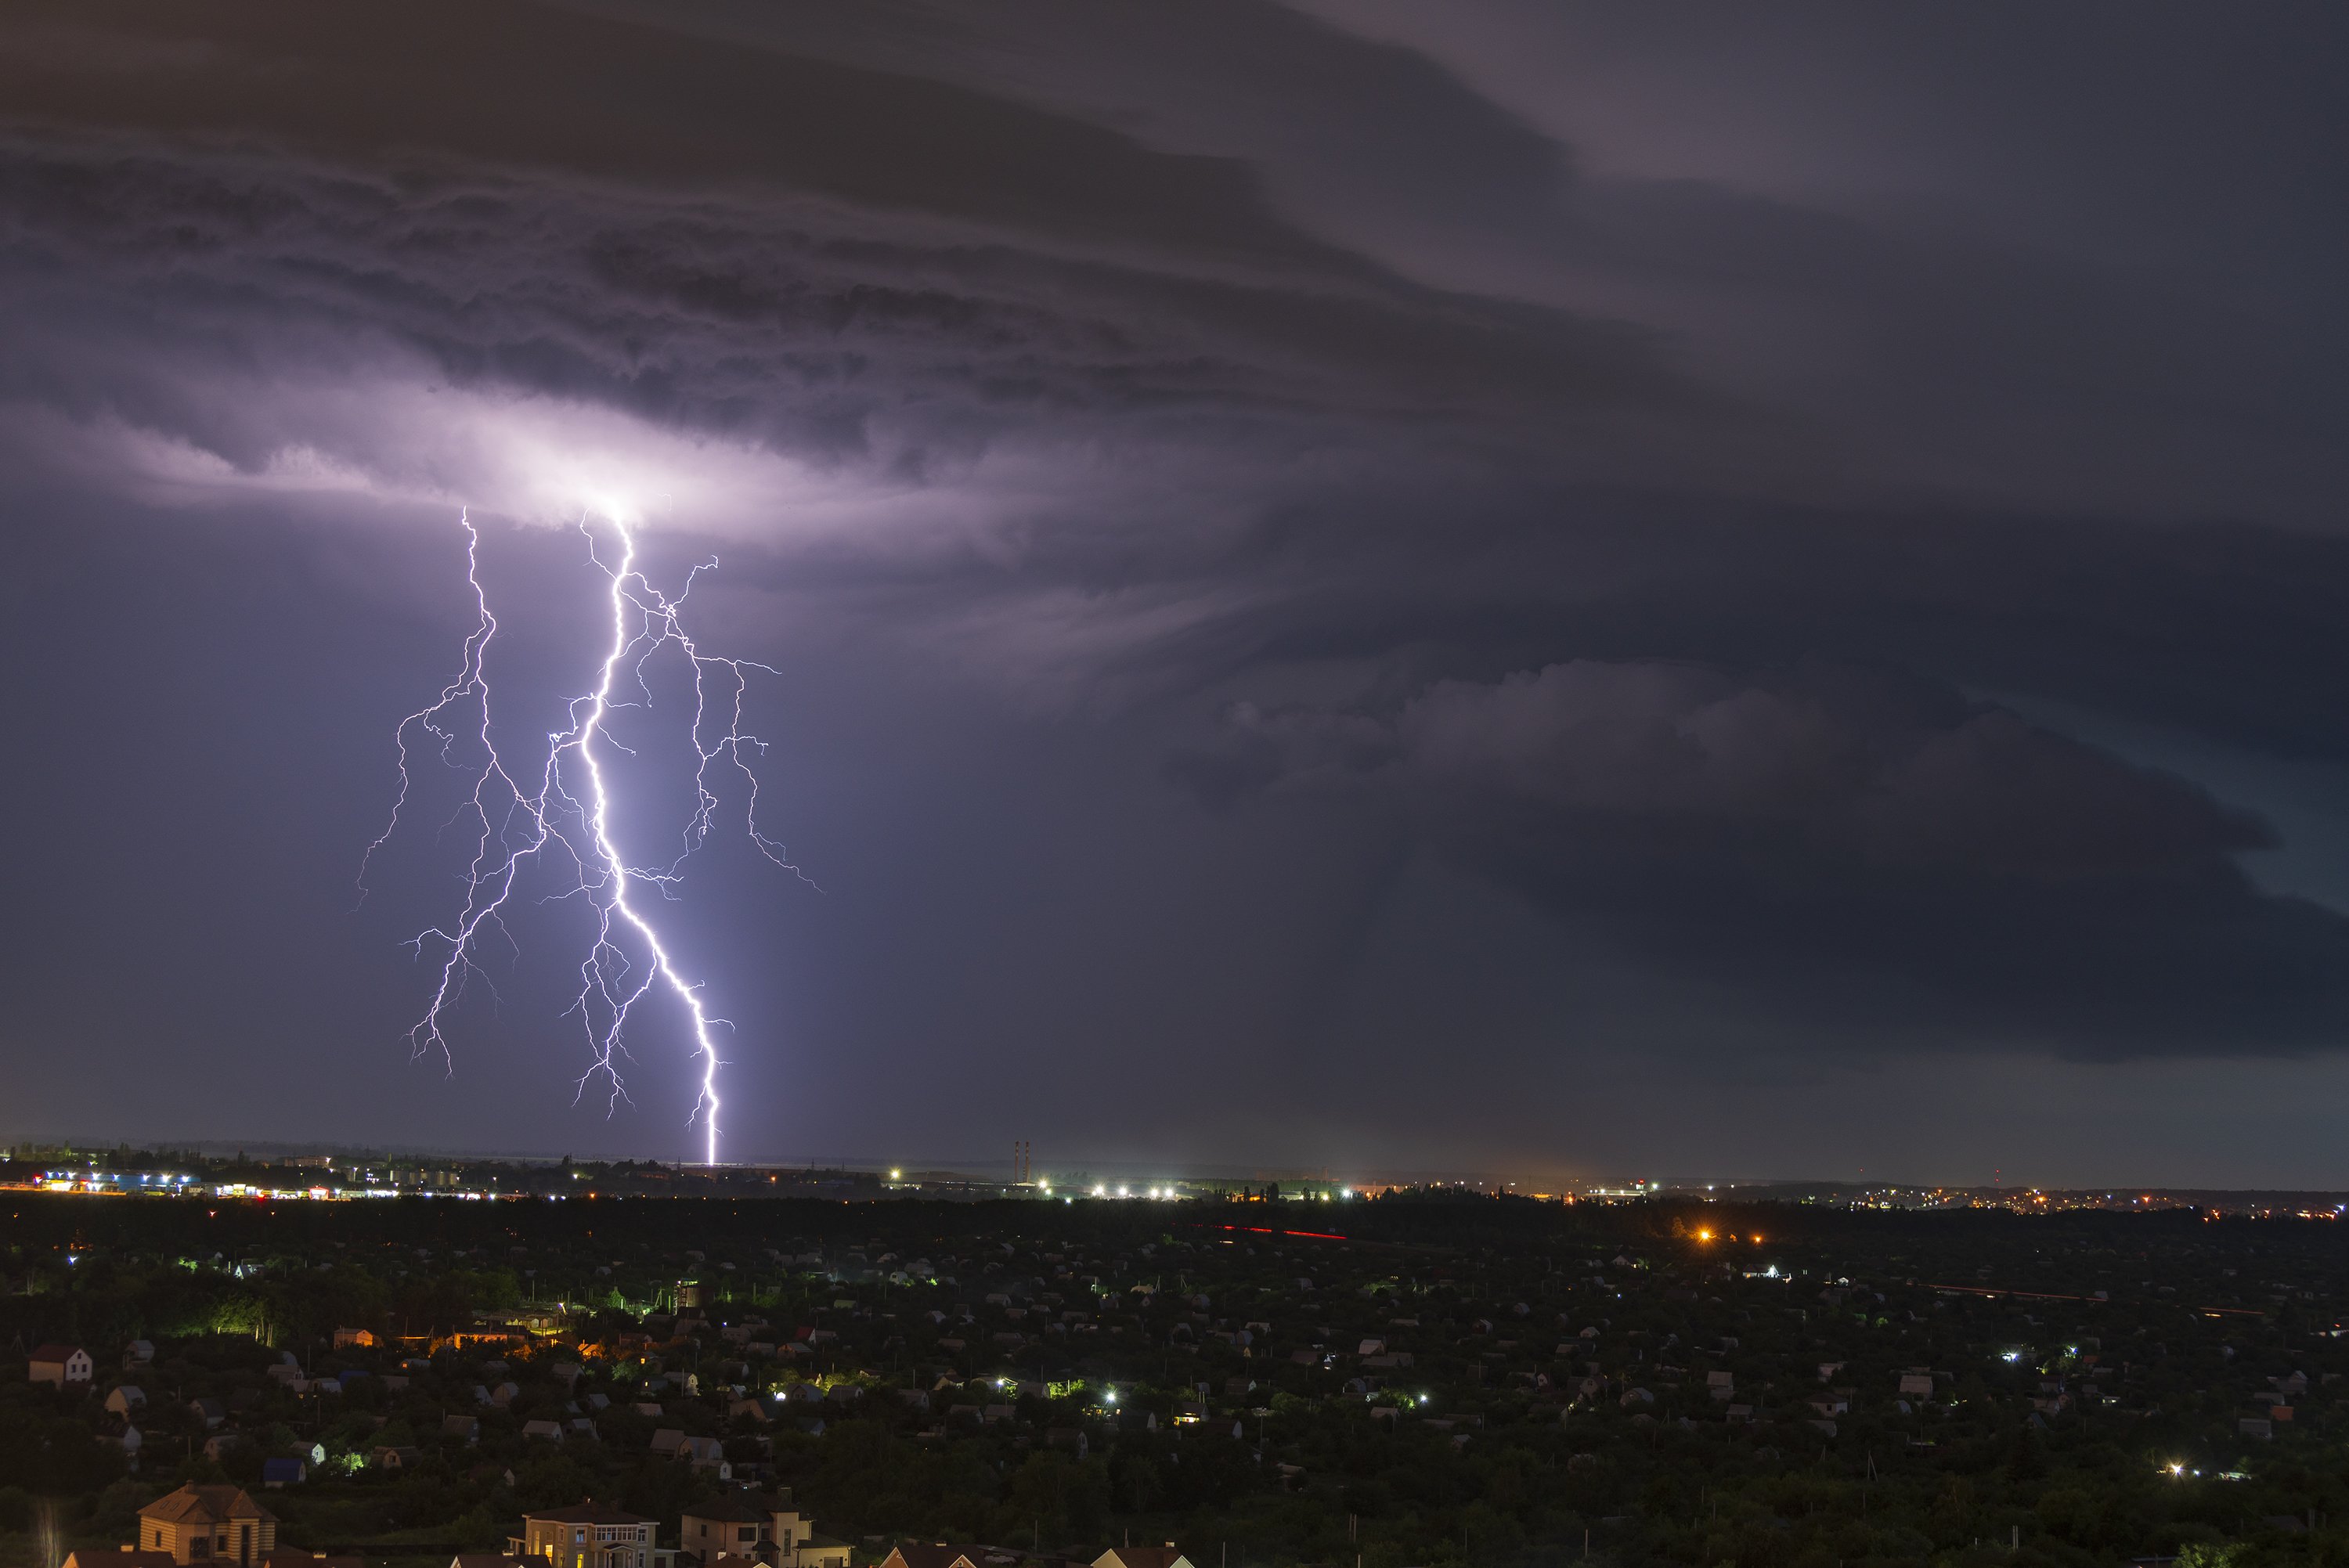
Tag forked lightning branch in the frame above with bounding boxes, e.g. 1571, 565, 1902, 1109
359, 509, 797, 1165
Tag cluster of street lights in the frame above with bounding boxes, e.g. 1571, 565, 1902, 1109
885, 1167, 1367, 1203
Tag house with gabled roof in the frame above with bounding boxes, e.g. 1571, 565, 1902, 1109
63, 1553, 175, 1568
1095, 1549, 1196, 1568
879, 1546, 980, 1568
30, 1343, 93, 1387
100, 1417, 143, 1461
135, 1484, 279, 1566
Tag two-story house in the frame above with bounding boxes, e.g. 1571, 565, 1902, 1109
679, 1499, 767, 1566
509, 1504, 677, 1568
680, 1491, 843, 1568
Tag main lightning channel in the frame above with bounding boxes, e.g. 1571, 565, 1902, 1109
576, 522, 727, 1166
364, 510, 797, 1166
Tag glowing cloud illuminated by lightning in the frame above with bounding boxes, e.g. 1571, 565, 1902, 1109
361, 508, 800, 1164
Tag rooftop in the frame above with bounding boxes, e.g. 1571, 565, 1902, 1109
141, 1487, 276, 1527
525, 1505, 656, 1527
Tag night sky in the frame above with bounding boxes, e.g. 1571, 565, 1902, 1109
4, 2, 2348, 1184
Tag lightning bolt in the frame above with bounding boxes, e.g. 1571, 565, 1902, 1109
361, 507, 800, 1166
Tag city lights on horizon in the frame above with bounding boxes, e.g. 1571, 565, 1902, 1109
16, 1148, 2331, 1222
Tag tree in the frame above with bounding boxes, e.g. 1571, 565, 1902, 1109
1116, 1453, 1163, 1514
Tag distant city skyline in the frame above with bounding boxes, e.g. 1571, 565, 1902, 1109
10, 1134, 2349, 1208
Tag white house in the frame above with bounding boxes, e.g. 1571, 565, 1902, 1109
675, 1436, 727, 1474
30, 1344, 93, 1387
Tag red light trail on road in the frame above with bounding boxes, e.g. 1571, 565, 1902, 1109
1198, 1223, 1351, 1242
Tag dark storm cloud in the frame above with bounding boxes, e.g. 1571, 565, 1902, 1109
622, 0, 2349, 526
0, 0, 1716, 478
1194, 661, 2266, 877
5, 0, 2349, 1170
0, 123, 1750, 589
1175, 660, 2349, 1058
